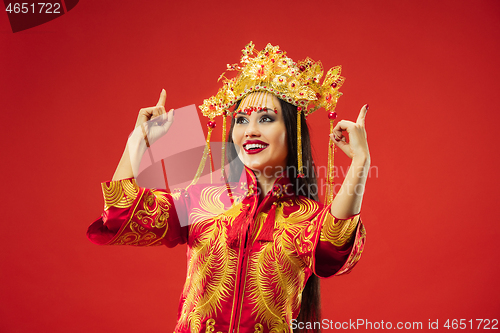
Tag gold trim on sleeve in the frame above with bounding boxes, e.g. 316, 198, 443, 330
335, 222, 366, 275
320, 214, 359, 247
101, 178, 140, 210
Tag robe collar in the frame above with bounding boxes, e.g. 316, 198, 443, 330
227, 166, 295, 247
239, 165, 295, 203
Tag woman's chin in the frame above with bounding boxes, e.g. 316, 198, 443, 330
241, 157, 287, 176
245, 161, 265, 172
240, 159, 267, 173
245, 163, 283, 177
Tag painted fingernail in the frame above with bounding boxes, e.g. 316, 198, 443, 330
365, 104, 369, 110
334, 137, 340, 142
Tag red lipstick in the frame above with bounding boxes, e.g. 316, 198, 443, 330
243, 140, 269, 154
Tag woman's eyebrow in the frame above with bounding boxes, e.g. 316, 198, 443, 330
236, 107, 273, 115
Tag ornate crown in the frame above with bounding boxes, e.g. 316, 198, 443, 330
199, 41, 345, 120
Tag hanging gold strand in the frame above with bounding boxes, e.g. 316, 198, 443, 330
187, 119, 215, 189
249, 91, 257, 111
221, 111, 227, 181
326, 119, 335, 205
297, 108, 304, 178
207, 126, 214, 184
187, 140, 209, 190
271, 92, 278, 114
221, 109, 234, 205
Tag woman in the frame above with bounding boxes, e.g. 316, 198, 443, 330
87, 42, 369, 333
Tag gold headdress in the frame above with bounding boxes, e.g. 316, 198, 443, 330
196, 41, 345, 205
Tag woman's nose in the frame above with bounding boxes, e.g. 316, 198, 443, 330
244, 121, 260, 137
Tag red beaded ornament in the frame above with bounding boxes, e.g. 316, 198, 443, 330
328, 112, 337, 120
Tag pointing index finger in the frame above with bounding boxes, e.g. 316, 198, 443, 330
156, 89, 167, 107
356, 104, 369, 125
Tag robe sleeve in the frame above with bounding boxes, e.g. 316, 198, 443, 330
293, 204, 366, 278
86, 178, 189, 248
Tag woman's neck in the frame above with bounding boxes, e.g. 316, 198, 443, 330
252, 168, 282, 201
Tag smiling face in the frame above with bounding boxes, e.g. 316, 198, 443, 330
231, 92, 288, 175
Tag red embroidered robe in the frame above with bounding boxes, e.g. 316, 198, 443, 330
87, 167, 366, 333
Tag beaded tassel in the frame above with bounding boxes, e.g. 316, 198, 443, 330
187, 120, 215, 189
325, 119, 335, 205
260, 202, 277, 242
207, 128, 214, 184
220, 111, 235, 205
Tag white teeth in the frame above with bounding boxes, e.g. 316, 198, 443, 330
245, 143, 267, 150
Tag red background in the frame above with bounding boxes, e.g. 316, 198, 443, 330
1, 0, 499, 331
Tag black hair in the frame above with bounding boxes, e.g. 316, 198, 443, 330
227, 96, 322, 333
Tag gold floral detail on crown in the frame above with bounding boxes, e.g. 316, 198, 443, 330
199, 41, 345, 119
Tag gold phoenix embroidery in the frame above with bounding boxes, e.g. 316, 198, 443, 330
109, 220, 165, 246
291, 198, 322, 270
204, 318, 222, 333
190, 185, 235, 226
102, 178, 139, 210
135, 189, 173, 229
178, 185, 240, 333
107, 188, 172, 246
246, 197, 319, 332
254, 323, 264, 333
320, 214, 359, 247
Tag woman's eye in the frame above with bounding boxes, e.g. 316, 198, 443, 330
235, 117, 248, 124
260, 115, 273, 123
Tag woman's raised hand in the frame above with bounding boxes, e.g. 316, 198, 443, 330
134, 89, 174, 146
112, 89, 174, 181
330, 104, 370, 162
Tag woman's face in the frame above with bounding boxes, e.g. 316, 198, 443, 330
231, 92, 288, 175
